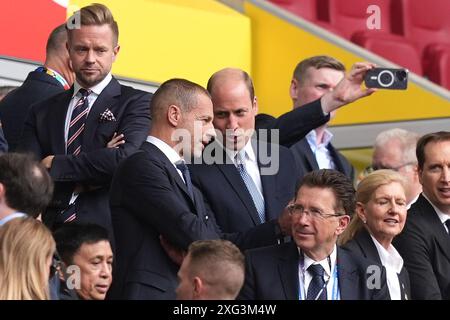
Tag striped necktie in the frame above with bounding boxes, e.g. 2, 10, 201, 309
307, 264, 327, 300
235, 152, 266, 223
67, 88, 91, 155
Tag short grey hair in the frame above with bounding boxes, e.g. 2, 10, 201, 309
374, 128, 420, 164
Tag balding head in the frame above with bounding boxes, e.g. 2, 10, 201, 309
207, 68, 255, 102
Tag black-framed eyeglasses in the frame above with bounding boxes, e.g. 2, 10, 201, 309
287, 204, 343, 219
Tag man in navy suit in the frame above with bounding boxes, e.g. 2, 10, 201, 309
0, 23, 74, 151
109, 79, 292, 300
190, 68, 298, 235
257, 56, 376, 182
18, 4, 151, 235
239, 169, 389, 300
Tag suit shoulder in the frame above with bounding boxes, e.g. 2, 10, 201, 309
246, 242, 292, 259
119, 84, 152, 100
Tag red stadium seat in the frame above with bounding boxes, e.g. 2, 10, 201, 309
351, 31, 423, 75
424, 44, 450, 90
326, 0, 393, 39
391, 0, 450, 55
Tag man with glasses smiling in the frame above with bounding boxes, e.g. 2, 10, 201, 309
371, 129, 421, 208
239, 169, 389, 300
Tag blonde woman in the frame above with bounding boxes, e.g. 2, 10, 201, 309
339, 169, 410, 300
0, 217, 55, 300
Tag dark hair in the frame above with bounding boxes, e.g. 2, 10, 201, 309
150, 78, 210, 121
53, 223, 110, 265
296, 169, 356, 216
293, 55, 345, 84
416, 131, 450, 170
207, 68, 255, 102
46, 24, 67, 55
0, 153, 53, 217
67, 3, 119, 45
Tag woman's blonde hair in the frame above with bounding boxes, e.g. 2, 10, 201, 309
0, 217, 56, 300
339, 170, 407, 245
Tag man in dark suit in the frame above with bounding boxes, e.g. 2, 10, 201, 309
394, 131, 450, 299
18, 4, 151, 235
239, 169, 389, 300
0, 24, 74, 151
109, 79, 292, 300
256, 56, 375, 182
190, 68, 298, 234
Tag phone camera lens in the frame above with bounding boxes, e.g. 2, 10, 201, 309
396, 70, 407, 81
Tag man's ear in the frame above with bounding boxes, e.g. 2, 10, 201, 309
167, 104, 182, 127
0, 183, 5, 201
193, 276, 204, 299
289, 78, 299, 100
112, 45, 120, 62
252, 96, 258, 114
336, 215, 350, 236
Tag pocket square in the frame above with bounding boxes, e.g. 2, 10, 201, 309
99, 108, 116, 123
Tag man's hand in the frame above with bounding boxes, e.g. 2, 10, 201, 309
321, 62, 377, 114
41, 155, 55, 169
160, 235, 186, 266
107, 132, 125, 148
277, 201, 294, 236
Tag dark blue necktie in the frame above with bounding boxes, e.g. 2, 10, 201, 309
176, 161, 195, 201
67, 88, 91, 155
444, 219, 450, 235
307, 264, 327, 300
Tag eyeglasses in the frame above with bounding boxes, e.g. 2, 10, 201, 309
287, 204, 343, 219
371, 162, 416, 172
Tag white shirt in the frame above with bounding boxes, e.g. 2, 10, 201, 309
370, 234, 404, 300
422, 193, 450, 233
65, 73, 113, 205
225, 139, 264, 198
298, 244, 340, 300
305, 129, 336, 170
146, 136, 185, 182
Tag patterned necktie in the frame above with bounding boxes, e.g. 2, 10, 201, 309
235, 152, 266, 223
176, 161, 195, 201
67, 88, 91, 155
444, 219, 450, 235
306, 264, 327, 300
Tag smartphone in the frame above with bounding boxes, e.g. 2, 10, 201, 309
364, 68, 408, 90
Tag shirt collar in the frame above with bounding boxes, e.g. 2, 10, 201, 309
72, 73, 112, 98
146, 135, 183, 166
0, 212, 27, 226
422, 192, 450, 225
223, 138, 256, 164
306, 129, 333, 149
298, 244, 337, 278
370, 234, 404, 273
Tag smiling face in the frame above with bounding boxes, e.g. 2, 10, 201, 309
357, 182, 407, 246
67, 24, 119, 88
291, 186, 349, 260
72, 240, 113, 300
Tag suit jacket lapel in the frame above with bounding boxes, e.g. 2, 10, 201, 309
298, 139, 319, 171
355, 229, 383, 265
336, 247, 359, 300
418, 195, 450, 262
83, 78, 120, 147
254, 139, 277, 221
216, 161, 261, 226
278, 243, 300, 300
51, 89, 73, 154
142, 142, 196, 208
